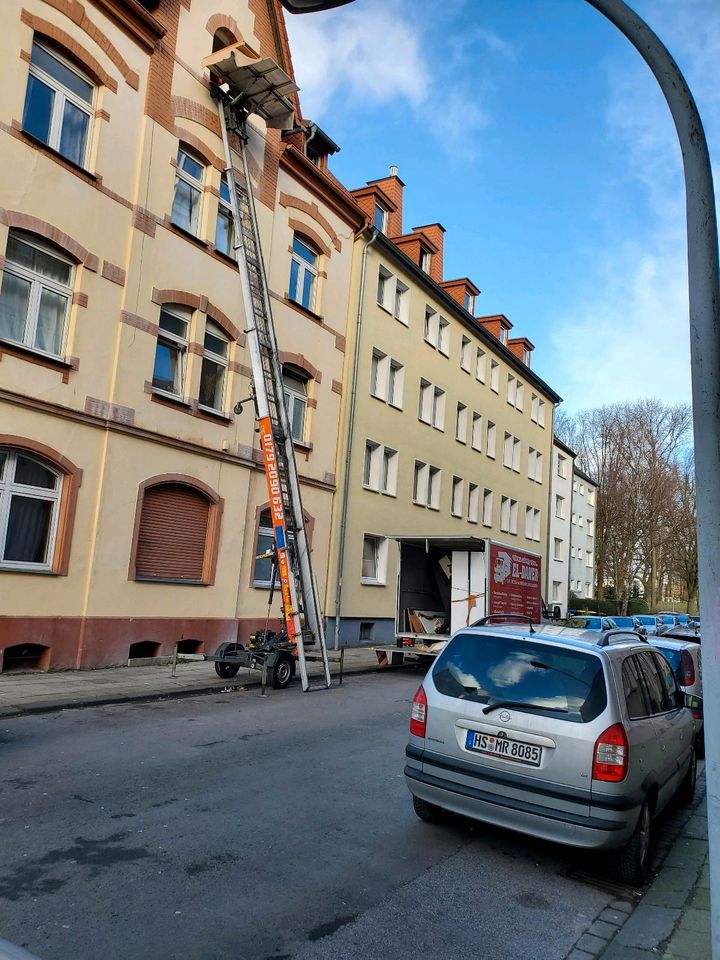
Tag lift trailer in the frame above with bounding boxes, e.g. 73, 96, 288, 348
172, 43, 332, 692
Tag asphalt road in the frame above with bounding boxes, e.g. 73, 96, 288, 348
0, 672, 617, 960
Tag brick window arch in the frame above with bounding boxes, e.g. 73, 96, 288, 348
129, 476, 223, 585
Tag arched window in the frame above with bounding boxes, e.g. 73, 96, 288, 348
282, 366, 308, 443
172, 146, 205, 236
0, 449, 61, 569
212, 28, 236, 52
23, 40, 95, 168
131, 479, 222, 584
0, 231, 73, 357
288, 234, 318, 311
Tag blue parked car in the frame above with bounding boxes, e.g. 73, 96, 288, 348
566, 615, 618, 631
612, 616, 644, 631
634, 615, 665, 635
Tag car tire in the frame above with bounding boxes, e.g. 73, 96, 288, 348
613, 801, 652, 885
677, 747, 697, 807
271, 655, 294, 689
214, 643, 243, 679
412, 794, 445, 824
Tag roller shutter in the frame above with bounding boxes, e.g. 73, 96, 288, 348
135, 483, 210, 581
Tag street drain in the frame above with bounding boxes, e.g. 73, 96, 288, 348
567, 869, 645, 900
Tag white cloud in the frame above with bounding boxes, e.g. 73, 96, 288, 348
550, 0, 720, 412
285, 1, 513, 157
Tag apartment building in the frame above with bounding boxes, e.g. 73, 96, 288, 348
569, 466, 598, 601
0, 0, 364, 670
547, 436, 575, 616
327, 169, 561, 645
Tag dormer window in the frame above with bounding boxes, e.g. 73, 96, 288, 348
374, 204, 388, 234
499, 326, 508, 345
463, 291, 474, 313
420, 248, 431, 274
523, 347, 531, 365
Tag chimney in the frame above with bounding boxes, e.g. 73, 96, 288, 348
367, 166, 404, 237
412, 223, 445, 283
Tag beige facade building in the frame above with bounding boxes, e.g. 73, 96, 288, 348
327, 171, 561, 646
0, 0, 364, 670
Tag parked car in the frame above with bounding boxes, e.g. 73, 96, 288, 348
647, 636, 703, 757
566, 615, 618, 631
612, 616, 644, 631
405, 622, 697, 884
634, 615, 665, 635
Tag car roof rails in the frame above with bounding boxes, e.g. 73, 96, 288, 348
471, 614, 536, 634
596, 629, 648, 648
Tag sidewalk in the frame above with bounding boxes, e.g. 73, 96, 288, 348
566, 775, 711, 960
0, 645, 386, 717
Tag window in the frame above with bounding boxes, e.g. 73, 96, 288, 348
499, 326, 508, 345
215, 173, 236, 257
172, 147, 204, 235
587, 518, 594, 537
476, 348, 486, 383
377, 266, 391, 308
500, 496, 511, 533
468, 483, 479, 523
490, 359, 499, 393
455, 403, 467, 443
0, 450, 61, 570
253, 510, 276, 586
374, 204, 388, 233
370, 350, 403, 407
507, 374, 517, 407
538, 398, 546, 427
580, 483, 585, 495
555, 494, 565, 519
428, 466, 441, 509
622, 657, 648, 719
152, 305, 190, 396
586, 550, 593, 567
394, 281, 409, 324
365, 441, 397, 495
482, 489, 493, 526
509, 499, 518, 534
199, 322, 229, 411
424, 306, 438, 346
283, 369, 308, 443
525, 507, 534, 539
534, 450, 543, 483
579, 515, 584, 528
134, 481, 217, 583
461, 336, 471, 371
533, 509, 541, 541
471, 412, 482, 451
585, 581, 591, 595
515, 382, 524, 411
636, 652, 674, 714
513, 437, 521, 472
573, 478, 579, 493
289, 235, 318, 312
23, 41, 94, 168
420, 248, 431, 273
451, 477, 463, 517
0, 232, 72, 357
531, 393, 539, 423
432, 388, 446, 430
522, 348, 531, 365
361, 534, 387, 584
464, 291, 474, 313
413, 460, 427, 504
419, 381, 445, 429
486, 421, 496, 458
557, 454, 567, 478
552, 581, 561, 603
387, 359, 404, 408
571, 512, 577, 525
503, 432, 513, 468
528, 448, 536, 481
554, 537, 562, 561
438, 317, 450, 355
588, 488, 596, 507
370, 349, 385, 398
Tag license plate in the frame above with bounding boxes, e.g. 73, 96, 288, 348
465, 730, 542, 767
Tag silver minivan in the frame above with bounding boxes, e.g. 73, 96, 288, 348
405, 622, 697, 883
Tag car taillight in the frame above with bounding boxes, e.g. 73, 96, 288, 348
593, 723, 629, 782
680, 650, 696, 686
410, 685, 427, 738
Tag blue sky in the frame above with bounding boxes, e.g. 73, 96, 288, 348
285, 0, 720, 413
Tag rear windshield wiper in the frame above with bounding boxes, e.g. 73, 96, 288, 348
483, 699, 569, 715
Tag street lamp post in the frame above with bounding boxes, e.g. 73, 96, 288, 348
281, 1, 719, 952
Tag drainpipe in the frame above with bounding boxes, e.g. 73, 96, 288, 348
332, 225, 380, 648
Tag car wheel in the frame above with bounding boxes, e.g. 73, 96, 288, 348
271, 655, 294, 689
613, 801, 652, 885
677, 747, 697, 807
412, 794, 445, 824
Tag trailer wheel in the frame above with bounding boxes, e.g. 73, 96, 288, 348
214, 642, 242, 679
272, 655, 293, 689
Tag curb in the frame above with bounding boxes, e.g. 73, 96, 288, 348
564, 773, 708, 960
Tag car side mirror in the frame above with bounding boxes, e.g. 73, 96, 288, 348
684, 693, 703, 715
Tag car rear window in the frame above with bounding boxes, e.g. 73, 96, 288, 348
432, 632, 607, 723
653, 646, 681, 673
567, 617, 599, 629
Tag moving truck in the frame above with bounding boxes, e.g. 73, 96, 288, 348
375, 536, 543, 666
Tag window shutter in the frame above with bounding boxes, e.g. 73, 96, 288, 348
135, 483, 210, 581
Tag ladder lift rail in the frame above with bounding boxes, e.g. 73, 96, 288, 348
216, 99, 331, 691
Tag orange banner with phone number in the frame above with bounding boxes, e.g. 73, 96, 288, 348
258, 417, 299, 642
